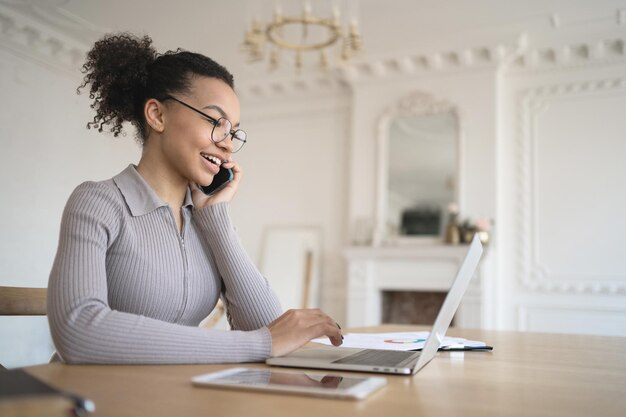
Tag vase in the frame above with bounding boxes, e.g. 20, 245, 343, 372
476, 231, 490, 246
461, 228, 475, 244
444, 222, 460, 245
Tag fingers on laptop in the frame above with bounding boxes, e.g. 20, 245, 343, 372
267, 309, 343, 356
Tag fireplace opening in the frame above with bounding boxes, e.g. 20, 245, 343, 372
382, 291, 456, 326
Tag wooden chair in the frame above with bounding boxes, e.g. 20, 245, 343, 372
0, 286, 47, 316
200, 299, 226, 329
0, 286, 47, 370
0, 284, 223, 326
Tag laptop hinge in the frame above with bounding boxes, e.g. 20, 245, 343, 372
397, 352, 421, 368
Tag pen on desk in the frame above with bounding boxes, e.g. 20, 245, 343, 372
440, 345, 493, 351
62, 391, 96, 416
407, 345, 493, 352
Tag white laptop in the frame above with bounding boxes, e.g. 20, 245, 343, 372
267, 234, 483, 375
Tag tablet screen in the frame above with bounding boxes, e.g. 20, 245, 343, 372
211, 368, 366, 390
193, 368, 387, 400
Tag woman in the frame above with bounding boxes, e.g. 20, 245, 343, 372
47, 33, 342, 364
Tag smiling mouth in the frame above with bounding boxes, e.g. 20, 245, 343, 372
201, 153, 222, 167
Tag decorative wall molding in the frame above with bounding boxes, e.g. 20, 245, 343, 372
0, 0, 104, 40
509, 38, 626, 72
4, 2, 626, 96
379, 90, 458, 118
0, 2, 92, 75
339, 43, 516, 82
339, 35, 626, 82
516, 76, 626, 295
238, 74, 350, 102
239, 36, 526, 98
240, 33, 626, 96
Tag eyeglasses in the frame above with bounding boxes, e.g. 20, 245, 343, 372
163, 95, 247, 153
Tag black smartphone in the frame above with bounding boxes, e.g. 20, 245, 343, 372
201, 166, 234, 196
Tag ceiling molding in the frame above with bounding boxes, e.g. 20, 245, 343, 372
238, 34, 529, 97
508, 38, 626, 72
239, 33, 626, 96
0, 0, 104, 42
237, 38, 525, 99
237, 73, 351, 102
338, 42, 522, 83
0, 3, 89, 75
4, 2, 625, 94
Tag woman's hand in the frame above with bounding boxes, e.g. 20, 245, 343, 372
191, 160, 241, 208
267, 309, 343, 357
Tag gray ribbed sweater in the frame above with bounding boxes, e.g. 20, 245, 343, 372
47, 165, 282, 364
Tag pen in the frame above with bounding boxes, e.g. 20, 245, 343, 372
439, 346, 493, 351
336, 322, 344, 341
63, 391, 96, 416
408, 346, 493, 352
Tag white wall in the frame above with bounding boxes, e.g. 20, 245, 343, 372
0, 47, 141, 367
233, 93, 351, 320
498, 60, 626, 336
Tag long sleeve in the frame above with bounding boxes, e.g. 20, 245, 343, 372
47, 182, 273, 364
193, 203, 283, 331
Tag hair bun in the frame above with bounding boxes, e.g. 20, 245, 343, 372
78, 33, 157, 136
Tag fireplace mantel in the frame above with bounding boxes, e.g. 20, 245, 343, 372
344, 244, 471, 261
343, 244, 487, 328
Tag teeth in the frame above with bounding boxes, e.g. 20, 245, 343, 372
202, 153, 222, 166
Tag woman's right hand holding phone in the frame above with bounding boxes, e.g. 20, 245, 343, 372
267, 309, 343, 357
191, 160, 241, 208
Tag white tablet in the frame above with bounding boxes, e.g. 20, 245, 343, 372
192, 367, 386, 400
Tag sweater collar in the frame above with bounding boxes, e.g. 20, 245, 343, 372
113, 164, 194, 217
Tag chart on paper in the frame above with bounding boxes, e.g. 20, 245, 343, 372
312, 332, 487, 351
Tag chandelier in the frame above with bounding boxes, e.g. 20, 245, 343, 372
242, 2, 363, 71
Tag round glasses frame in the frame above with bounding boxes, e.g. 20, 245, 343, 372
163, 95, 247, 153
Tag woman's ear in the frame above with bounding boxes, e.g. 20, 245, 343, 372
144, 99, 165, 133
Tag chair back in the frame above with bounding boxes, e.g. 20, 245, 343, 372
0, 286, 47, 316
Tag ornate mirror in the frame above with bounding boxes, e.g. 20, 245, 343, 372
373, 91, 461, 245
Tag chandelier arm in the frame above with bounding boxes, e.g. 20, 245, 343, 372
266, 16, 341, 51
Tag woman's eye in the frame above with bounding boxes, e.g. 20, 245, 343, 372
205, 117, 217, 126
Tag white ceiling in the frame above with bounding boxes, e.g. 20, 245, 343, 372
3, 0, 624, 81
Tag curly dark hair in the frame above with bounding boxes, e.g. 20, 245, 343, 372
77, 32, 235, 143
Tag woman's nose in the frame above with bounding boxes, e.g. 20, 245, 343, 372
216, 136, 233, 153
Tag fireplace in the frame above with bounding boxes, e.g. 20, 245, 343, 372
382, 290, 455, 325
343, 244, 483, 328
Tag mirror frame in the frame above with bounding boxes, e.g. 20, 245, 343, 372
373, 91, 463, 246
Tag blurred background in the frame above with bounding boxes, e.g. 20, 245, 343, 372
1, 0, 625, 367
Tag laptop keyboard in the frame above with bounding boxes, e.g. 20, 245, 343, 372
332, 349, 418, 367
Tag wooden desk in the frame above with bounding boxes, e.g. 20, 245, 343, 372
21, 325, 626, 417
